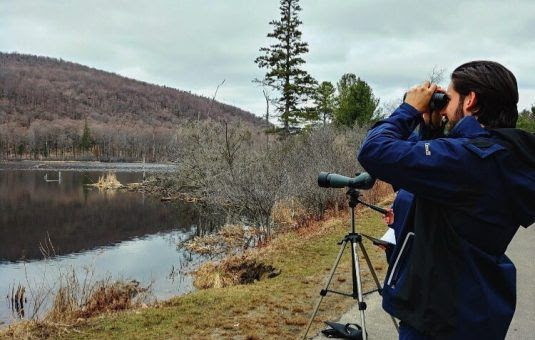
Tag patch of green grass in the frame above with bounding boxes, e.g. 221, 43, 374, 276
3, 207, 390, 339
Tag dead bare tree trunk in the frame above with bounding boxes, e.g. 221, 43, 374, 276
207, 79, 226, 119
262, 88, 271, 150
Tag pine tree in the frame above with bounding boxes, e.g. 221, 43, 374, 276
313, 81, 336, 126
80, 119, 93, 152
255, 0, 316, 133
334, 74, 380, 127
517, 104, 535, 132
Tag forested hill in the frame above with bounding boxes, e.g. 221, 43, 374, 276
0, 52, 264, 161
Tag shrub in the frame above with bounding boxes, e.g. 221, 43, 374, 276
171, 120, 371, 237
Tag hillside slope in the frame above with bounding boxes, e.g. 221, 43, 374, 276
0, 52, 265, 161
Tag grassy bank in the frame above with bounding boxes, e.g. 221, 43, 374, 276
2, 201, 392, 339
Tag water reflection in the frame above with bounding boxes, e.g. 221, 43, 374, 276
0, 170, 196, 262
0, 167, 221, 325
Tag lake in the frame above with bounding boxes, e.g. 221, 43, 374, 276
0, 161, 209, 325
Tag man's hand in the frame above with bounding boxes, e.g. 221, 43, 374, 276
404, 81, 437, 113
383, 208, 394, 225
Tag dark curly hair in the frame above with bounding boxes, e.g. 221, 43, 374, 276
451, 61, 518, 128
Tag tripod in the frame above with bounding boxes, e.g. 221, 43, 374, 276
303, 188, 399, 339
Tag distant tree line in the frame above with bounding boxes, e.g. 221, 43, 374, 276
0, 52, 265, 161
0, 118, 181, 161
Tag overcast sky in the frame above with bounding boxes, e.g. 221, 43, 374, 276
2, 0, 534, 120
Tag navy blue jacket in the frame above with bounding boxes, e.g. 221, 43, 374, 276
357, 103, 535, 339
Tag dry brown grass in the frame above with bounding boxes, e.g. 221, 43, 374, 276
193, 255, 279, 289
0, 319, 79, 339
46, 280, 147, 322
89, 172, 123, 189
361, 180, 395, 206
0, 272, 150, 339
183, 224, 259, 257
187, 196, 350, 291
271, 197, 308, 229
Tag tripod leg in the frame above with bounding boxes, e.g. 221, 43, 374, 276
358, 242, 381, 291
303, 240, 348, 339
351, 239, 367, 340
358, 241, 400, 333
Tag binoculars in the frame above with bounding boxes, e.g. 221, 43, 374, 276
428, 92, 449, 111
403, 92, 449, 111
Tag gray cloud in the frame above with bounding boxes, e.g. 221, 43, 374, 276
1, 0, 534, 120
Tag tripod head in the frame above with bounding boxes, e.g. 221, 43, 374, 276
317, 171, 388, 233
346, 188, 388, 215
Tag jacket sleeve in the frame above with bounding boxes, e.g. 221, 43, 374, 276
357, 103, 478, 205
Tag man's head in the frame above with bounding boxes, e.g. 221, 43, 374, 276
440, 61, 518, 130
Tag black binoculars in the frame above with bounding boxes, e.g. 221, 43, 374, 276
403, 92, 449, 111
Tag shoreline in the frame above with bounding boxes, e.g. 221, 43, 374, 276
0, 160, 177, 172
0, 205, 391, 339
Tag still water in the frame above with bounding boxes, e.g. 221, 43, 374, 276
0, 162, 208, 325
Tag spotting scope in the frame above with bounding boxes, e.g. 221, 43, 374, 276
318, 172, 376, 190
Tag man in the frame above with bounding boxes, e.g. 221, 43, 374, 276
357, 61, 535, 339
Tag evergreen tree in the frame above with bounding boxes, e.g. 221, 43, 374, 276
313, 81, 336, 126
80, 119, 93, 151
255, 0, 316, 133
17, 144, 25, 157
334, 73, 379, 127
517, 104, 535, 132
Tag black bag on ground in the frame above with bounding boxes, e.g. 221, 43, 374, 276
321, 321, 364, 339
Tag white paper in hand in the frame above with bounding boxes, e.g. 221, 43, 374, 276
380, 227, 396, 245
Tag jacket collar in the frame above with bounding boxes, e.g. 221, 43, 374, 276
447, 116, 490, 138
